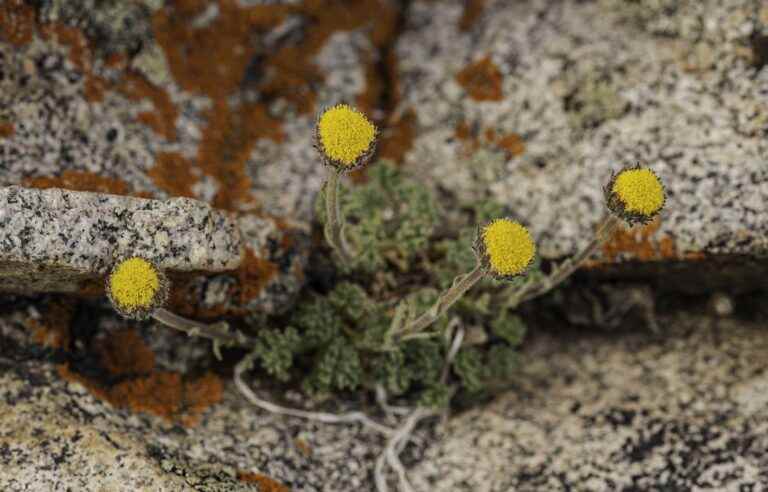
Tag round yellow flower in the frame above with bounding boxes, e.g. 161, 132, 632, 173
476, 218, 536, 279
107, 257, 168, 319
606, 166, 665, 225
315, 104, 377, 171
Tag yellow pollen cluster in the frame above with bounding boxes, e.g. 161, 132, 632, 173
612, 168, 665, 217
108, 257, 162, 314
317, 104, 376, 167
481, 219, 536, 277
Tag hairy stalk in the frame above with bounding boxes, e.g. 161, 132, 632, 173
324, 168, 354, 264
508, 214, 620, 308
400, 263, 485, 337
152, 308, 250, 348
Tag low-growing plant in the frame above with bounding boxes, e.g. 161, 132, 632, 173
102, 104, 666, 492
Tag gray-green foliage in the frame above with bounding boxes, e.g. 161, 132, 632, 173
303, 338, 362, 394
317, 160, 439, 272
262, 160, 535, 407
491, 312, 527, 346
254, 326, 301, 382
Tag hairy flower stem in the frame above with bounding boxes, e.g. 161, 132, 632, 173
401, 263, 486, 336
508, 214, 620, 308
152, 308, 251, 347
324, 168, 354, 264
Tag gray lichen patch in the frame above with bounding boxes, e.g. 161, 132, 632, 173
0, 186, 243, 294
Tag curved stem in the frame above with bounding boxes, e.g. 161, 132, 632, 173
509, 214, 620, 308
324, 168, 354, 264
151, 308, 250, 347
401, 263, 485, 336
234, 352, 394, 436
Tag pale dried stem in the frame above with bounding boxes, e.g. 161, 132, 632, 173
233, 353, 395, 437
374, 327, 465, 492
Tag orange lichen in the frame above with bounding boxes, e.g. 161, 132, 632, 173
118, 72, 178, 141
163, 272, 232, 320
237, 472, 290, 492
495, 132, 525, 158
585, 217, 706, 265
459, 0, 487, 32
39, 22, 112, 105
378, 109, 417, 163
41, 24, 89, 71
456, 121, 525, 159
238, 248, 279, 304
152, 1, 289, 100
197, 100, 284, 211
180, 372, 224, 427
83, 76, 107, 102
456, 56, 504, 101
455, 120, 477, 142
0, 122, 14, 139
23, 170, 151, 197
294, 438, 312, 457
57, 327, 222, 425
148, 152, 197, 198
26, 301, 74, 350
601, 217, 667, 262
98, 329, 156, 376
108, 371, 185, 421
0, 0, 35, 46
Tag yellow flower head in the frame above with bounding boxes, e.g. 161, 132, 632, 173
605, 165, 665, 225
315, 104, 377, 171
107, 257, 168, 319
476, 218, 536, 279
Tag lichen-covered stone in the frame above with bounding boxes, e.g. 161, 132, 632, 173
397, 0, 768, 265
0, 310, 394, 492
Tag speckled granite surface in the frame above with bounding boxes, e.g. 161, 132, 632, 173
398, 0, 768, 262
1, 0, 767, 490
0, 309, 392, 492
0, 186, 242, 291
410, 310, 768, 491
0, 185, 307, 315
4, 298, 768, 491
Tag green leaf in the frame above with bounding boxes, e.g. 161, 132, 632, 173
327, 282, 372, 321
303, 337, 362, 394
292, 297, 344, 350
453, 347, 485, 392
491, 312, 527, 347
418, 383, 453, 408
254, 327, 301, 382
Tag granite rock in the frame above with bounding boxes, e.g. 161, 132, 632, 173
410, 308, 768, 491
397, 0, 768, 267
0, 185, 242, 293
4, 293, 767, 491
2, 0, 768, 491
0, 308, 400, 492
